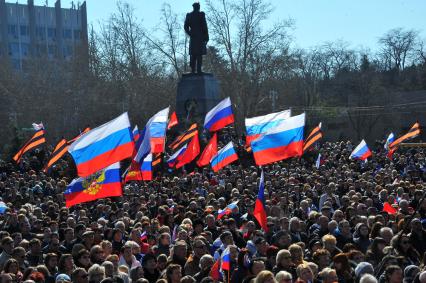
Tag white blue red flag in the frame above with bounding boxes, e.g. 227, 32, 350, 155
68, 113, 134, 177
167, 144, 188, 168
251, 113, 305, 166
253, 169, 268, 232
141, 153, 153, 180
315, 153, 322, 169
210, 141, 238, 172
132, 125, 141, 144
0, 201, 8, 214
32, 122, 44, 131
384, 133, 395, 150
64, 163, 122, 207
245, 109, 291, 146
149, 107, 169, 153
204, 97, 234, 132
221, 247, 231, 271
350, 139, 372, 161
217, 201, 239, 220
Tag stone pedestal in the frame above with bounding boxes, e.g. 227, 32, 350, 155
176, 73, 221, 127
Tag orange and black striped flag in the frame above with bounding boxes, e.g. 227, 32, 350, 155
168, 123, 198, 150
388, 122, 421, 159
13, 130, 46, 163
67, 127, 90, 145
44, 139, 69, 172
389, 122, 420, 150
44, 127, 91, 172
152, 153, 162, 167
303, 123, 323, 153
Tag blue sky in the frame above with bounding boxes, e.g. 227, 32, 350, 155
16, 0, 426, 50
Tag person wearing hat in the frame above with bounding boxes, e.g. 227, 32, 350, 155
55, 273, 71, 283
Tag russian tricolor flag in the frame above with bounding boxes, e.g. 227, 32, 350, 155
132, 125, 141, 144
68, 113, 134, 177
251, 113, 305, 166
149, 107, 170, 153
141, 153, 152, 180
204, 97, 234, 132
210, 142, 238, 172
245, 109, 291, 146
221, 247, 231, 271
384, 132, 395, 150
167, 145, 188, 168
217, 201, 239, 220
64, 163, 122, 208
253, 170, 268, 232
350, 139, 372, 161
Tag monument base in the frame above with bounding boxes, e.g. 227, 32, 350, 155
176, 73, 221, 128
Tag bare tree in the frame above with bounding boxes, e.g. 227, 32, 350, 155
141, 3, 186, 78
206, 0, 293, 128
378, 28, 419, 70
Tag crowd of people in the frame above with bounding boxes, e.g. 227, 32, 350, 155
0, 139, 425, 283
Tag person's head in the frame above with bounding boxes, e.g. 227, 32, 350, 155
76, 249, 91, 268
312, 249, 331, 268
142, 253, 157, 271
88, 264, 105, 283
3, 258, 19, 274
322, 235, 337, 252
318, 268, 338, 283
101, 261, 114, 277
275, 271, 292, 283
129, 266, 144, 282
384, 265, 403, 283
165, 264, 181, 283
193, 239, 207, 258
254, 270, 277, 283
359, 274, 378, 283
1, 237, 14, 254
199, 254, 214, 271
173, 241, 187, 259
58, 254, 74, 272
55, 273, 71, 283
250, 258, 266, 276
379, 227, 394, 245
276, 250, 292, 268
296, 263, 313, 282
192, 2, 200, 12
71, 268, 89, 283
44, 253, 58, 270
354, 262, 374, 279
288, 244, 303, 263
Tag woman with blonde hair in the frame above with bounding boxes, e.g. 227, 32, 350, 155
255, 270, 278, 283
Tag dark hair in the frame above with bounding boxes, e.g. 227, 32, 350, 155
165, 264, 181, 281
384, 265, 401, 280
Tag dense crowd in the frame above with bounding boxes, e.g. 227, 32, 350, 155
0, 140, 425, 283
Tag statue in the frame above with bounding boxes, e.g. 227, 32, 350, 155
184, 2, 209, 74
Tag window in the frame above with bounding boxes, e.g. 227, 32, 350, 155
48, 28, 56, 39
20, 25, 29, 36
74, 29, 81, 40
8, 25, 17, 36
48, 45, 55, 55
36, 26, 46, 40
21, 43, 29, 56
63, 29, 72, 39
8, 43, 20, 56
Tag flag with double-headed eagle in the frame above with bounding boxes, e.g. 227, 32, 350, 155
64, 163, 122, 208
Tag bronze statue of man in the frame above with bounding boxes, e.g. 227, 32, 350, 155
184, 2, 209, 74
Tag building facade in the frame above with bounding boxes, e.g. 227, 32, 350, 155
0, 0, 87, 70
